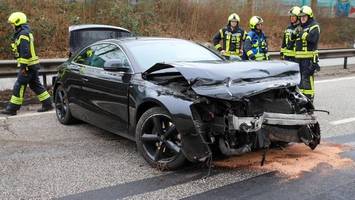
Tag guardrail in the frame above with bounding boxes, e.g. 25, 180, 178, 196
269, 48, 355, 69
0, 48, 355, 87
0, 58, 66, 87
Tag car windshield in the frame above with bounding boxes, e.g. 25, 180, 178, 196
125, 39, 222, 72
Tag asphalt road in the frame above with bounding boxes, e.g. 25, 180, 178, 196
1, 75, 355, 200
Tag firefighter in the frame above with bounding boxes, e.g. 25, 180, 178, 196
1, 12, 53, 116
295, 6, 320, 101
280, 6, 301, 62
212, 13, 246, 59
243, 16, 269, 61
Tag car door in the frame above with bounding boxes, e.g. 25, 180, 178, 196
79, 43, 132, 137
63, 51, 93, 117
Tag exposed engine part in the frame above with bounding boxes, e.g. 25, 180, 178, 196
188, 86, 321, 159
286, 87, 314, 113
228, 114, 263, 132
218, 137, 252, 156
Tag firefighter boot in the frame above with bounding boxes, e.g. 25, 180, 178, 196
1, 109, 17, 116
37, 93, 53, 112
37, 104, 53, 112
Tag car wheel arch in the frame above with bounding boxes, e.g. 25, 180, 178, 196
52, 82, 62, 102
135, 99, 171, 124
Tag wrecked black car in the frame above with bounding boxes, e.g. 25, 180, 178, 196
53, 37, 321, 170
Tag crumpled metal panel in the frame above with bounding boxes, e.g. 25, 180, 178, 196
145, 60, 300, 100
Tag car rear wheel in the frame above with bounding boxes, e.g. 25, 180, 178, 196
54, 85, 76, 125
136, 107, 186, 170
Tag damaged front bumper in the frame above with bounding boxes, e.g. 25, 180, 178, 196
227, 112, 321, 151
228, 112, 318, 132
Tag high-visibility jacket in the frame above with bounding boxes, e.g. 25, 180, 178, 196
280, 23, 300, 59
295, 19, 320, 63
243, 30, 269, 61
212, 25, 246, 57
11, 24, 39, 67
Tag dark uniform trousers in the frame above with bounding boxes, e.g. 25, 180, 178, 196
298, 59, 315, 101
7, 64, 51, 111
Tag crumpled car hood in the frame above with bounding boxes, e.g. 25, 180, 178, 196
143, 60, 300, 100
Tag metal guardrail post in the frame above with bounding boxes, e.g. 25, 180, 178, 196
344, 57, 348, 69
43, 73, 47, 87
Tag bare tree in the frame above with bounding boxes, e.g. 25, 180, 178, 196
311, 0, 317, 16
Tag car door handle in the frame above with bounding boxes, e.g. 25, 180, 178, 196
82, 78, 89, 82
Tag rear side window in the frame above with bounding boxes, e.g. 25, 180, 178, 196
73, 43, 130, 69
69, 29, 132, 55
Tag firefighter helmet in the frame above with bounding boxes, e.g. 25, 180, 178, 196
228, 13, 240, 23
289, 6, 301, 16
299, 6, 313, 18
8, 12, 27, 26
249, 16, 263, 29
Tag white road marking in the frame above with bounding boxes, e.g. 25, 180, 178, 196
315, 76, 355, 84
330, 117, 355, 125
0, 110, 55, 121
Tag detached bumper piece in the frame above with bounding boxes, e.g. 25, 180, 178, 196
263, 112, 318, 126
228, 112, 321, 150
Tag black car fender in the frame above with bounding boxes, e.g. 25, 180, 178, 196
135, 94, 211, 162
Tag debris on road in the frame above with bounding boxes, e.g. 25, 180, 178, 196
214, 143, 354, 179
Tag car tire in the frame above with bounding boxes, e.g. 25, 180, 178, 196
54, 85, 77, 125
136, 107, 186, 170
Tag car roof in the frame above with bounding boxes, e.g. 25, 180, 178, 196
98, 37, 194, 45
69, 24, 130, 33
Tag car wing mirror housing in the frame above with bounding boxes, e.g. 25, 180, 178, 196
104, 59, 129, 72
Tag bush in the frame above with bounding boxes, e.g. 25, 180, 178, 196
0, 0, 354, 59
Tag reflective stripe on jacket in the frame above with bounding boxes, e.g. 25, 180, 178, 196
213, 25, 246, 56
243, 30, 269, 60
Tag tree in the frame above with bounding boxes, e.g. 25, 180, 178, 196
311, 0, 317, 16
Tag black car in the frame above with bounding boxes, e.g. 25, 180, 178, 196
53, 37, 321, 170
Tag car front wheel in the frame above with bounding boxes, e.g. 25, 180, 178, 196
136, 107, 186, 170
54, 85, 76, 125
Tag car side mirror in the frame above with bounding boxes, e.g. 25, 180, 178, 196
104, 59, 129, 72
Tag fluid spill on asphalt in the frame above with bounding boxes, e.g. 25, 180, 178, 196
214, 143, 354, 179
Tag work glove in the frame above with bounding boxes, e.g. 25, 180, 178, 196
11, 43, 19, 58
19, 64, 29, 76
312, 63, 321, 72
307, 63, 320, 76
